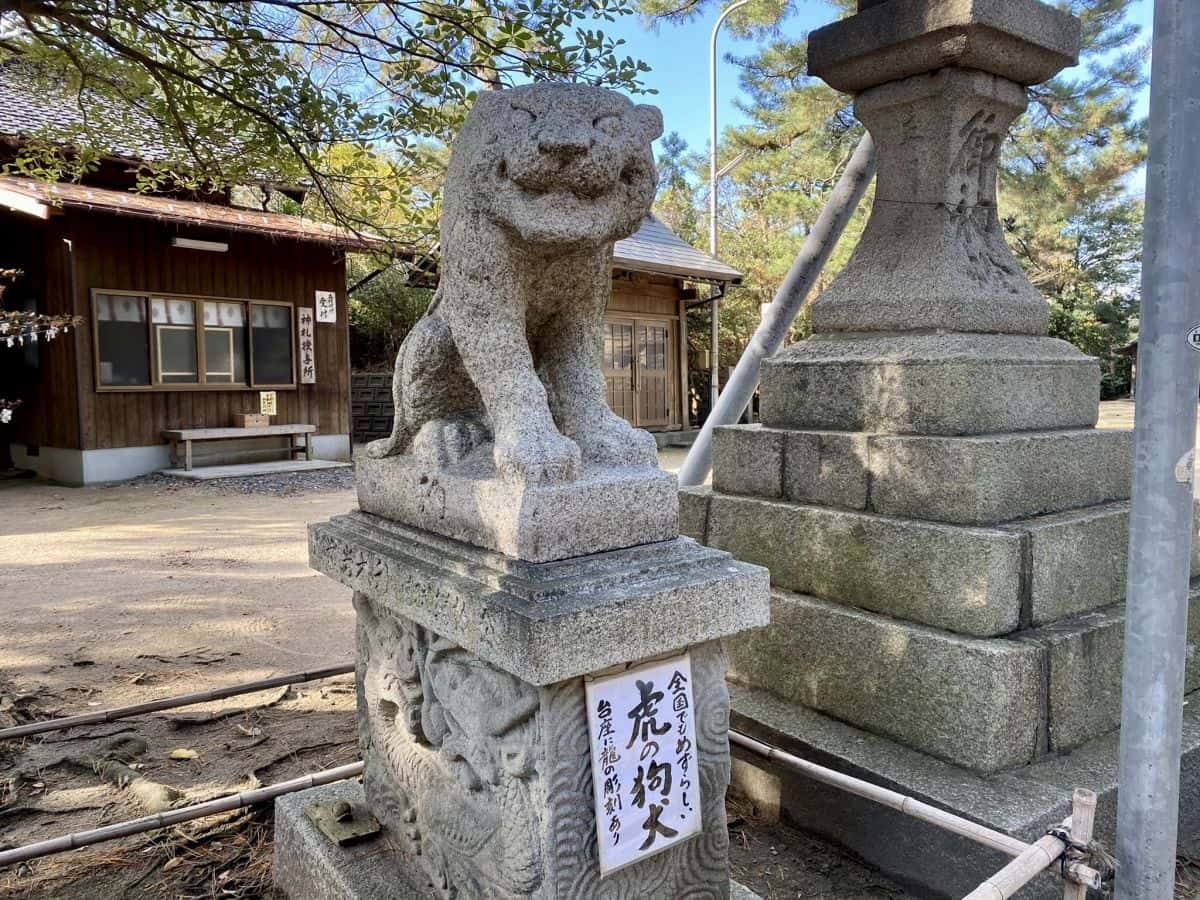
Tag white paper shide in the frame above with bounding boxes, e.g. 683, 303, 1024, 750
585, 652, 702, 876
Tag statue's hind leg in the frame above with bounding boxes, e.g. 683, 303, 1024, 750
366, 314, 486, 461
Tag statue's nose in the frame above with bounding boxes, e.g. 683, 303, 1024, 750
537, 129, 590, 159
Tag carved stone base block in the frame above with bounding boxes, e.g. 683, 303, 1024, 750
274, 782, 768, 900
351, 595, 736, 899
355, 447, 679, 563
288, 514, 771, 899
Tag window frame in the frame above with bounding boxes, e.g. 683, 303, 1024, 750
91, 289, 298, 392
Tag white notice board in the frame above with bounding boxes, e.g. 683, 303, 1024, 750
315, 290, 337, 323
585, 652, 701, 876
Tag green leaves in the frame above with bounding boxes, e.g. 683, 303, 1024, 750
1, 0, 650, 246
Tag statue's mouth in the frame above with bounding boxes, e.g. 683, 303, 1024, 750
498, 157, 631, 201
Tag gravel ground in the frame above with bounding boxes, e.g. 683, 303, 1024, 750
116, 467, 356, 497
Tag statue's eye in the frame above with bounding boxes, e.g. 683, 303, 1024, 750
511, 106, 537, 124
593, 114, 621, 134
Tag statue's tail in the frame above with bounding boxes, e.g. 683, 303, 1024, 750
365, 353, 410, 459
365, 286, 445, 460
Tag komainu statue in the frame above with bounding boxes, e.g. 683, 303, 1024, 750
367, 83, 664, 484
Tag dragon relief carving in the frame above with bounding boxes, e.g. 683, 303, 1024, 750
355, 593, 543, 898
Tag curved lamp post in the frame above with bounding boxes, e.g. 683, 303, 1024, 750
707, 0, 752, 412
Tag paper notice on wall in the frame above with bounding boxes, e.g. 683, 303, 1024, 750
585, 652, 701, 877
259, 391, 277, 416
315, 290, 337, 323
298, 308, 316, 385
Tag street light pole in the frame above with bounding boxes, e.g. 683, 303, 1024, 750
708, 0, 752, 414
1115, 1, 1200, 897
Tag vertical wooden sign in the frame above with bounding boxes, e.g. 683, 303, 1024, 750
298, 308, 316, 385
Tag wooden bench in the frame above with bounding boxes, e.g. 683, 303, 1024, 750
162, 425, 317, 471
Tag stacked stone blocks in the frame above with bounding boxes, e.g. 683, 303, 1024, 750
680, 0, 1200, 779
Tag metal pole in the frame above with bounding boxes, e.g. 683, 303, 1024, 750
679, 133, 876, 486
1115, 2, 1200, 897
0, 761, 365, 868
0, 663, 354, 742
708, 0, 752, 413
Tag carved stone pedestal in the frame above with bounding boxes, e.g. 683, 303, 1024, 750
275, 512, 769, 899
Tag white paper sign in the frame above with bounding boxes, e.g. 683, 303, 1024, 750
259, 391, 277, 416
298, 307, 316, 384
315, 290, 337, 323
585, 652, 701, 876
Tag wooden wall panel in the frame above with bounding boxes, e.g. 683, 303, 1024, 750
609, 274, 680, 318
59, 210, 349, 450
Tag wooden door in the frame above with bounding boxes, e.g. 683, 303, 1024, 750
603, 320, 636, 424
636, 321, 672, 428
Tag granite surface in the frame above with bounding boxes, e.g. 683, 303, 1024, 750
759, 334, 1100, 437
809, 0, 1081, 92
357, 447, 679, 563
309, 511, 770, 685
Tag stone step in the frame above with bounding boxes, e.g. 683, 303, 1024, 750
1022, 585, 1200, 753
727, 683, 1200, 900
712, 424, 1132, 526
726, 589, 1046, 772
758, 333, 1099, 436
685, 489, 1200, 635
692, 489, 1163, 636
727, 585, 1200, 773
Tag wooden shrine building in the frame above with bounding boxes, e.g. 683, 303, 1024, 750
605, 216, 742, 433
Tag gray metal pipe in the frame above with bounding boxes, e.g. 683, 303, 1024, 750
0, 761, 365, 868
707, 0, 752, 413
1115, 1, 1200, 897
678, 133, 876, 487
0, 663, 354, 742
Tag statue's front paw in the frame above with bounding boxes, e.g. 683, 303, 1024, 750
494, 428, 580, 484
578, 418, 659, 469
366, 436, 397, 459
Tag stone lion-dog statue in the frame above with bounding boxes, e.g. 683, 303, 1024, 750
367, 83, 664, 484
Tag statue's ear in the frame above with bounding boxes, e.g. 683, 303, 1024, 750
630, 104, 664, 143
469, 89, 506, 115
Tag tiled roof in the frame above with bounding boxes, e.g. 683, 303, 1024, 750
0, 177, 384, 251
0, 62, 189, 164
614, 215, 742, 284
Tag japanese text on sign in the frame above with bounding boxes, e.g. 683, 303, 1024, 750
315, 290, 337, 323
298, 308, 316, 384
585, 652, 701, 876
259, 391, 276, 416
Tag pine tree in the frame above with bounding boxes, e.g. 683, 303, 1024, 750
647, 0, 1147, 396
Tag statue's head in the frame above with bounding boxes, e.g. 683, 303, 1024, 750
445, 83, 663, 250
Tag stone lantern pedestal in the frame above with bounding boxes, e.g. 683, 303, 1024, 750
683, 1, 1200, 896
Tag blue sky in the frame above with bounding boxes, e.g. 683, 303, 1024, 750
600, 0, 1156, 157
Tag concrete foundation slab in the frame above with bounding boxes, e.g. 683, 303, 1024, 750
725, 591, 1045, 772
276, 781, 765, 900
160, 459, 351, 480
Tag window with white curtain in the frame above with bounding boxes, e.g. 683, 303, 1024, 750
93, 291, 295, 390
